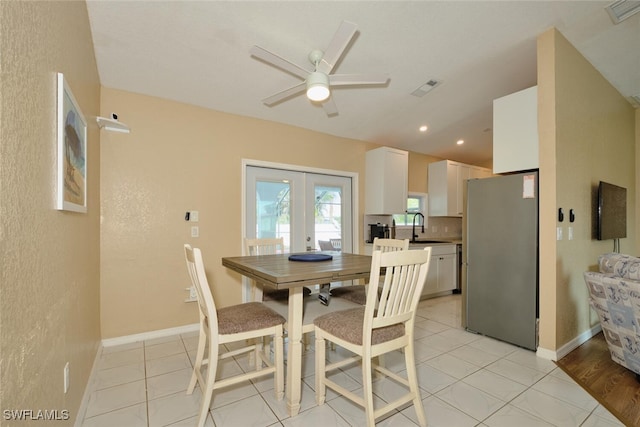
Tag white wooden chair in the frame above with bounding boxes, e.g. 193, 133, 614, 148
314, 247, 431, 427
318, 240, 335, 251
331, 238, 410, 305
244, 237, 313, 350
184, 244, 285, 427
244, 237, 287, 301
329, 238, 342, 251
245, 237, 313, 301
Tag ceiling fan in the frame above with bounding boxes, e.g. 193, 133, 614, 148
250, 21, 389, 117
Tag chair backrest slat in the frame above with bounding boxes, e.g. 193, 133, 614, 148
329, 238, 342, 250
245, 237, 285, 255
372, 237, 409, 252
184, 244, 218, 336
364, 248, 431, 344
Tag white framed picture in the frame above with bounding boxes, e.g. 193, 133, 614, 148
56, 72, 87, 212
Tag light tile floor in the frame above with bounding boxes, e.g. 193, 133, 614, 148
80, 295, 624, 426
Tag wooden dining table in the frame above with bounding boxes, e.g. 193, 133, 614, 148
221, 251, 372, 416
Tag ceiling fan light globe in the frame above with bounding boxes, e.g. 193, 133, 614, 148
306, 72, 330, 101
307, 85, 330, 102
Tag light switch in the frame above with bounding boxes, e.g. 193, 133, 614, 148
191, 226, 199, 237
190, 211, 199, 222
556, 227, 563, 241
568, 226, 573, 240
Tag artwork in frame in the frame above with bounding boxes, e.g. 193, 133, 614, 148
56, 72, 87, 212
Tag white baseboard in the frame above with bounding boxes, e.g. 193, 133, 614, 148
536, 324, 602, 361
102, 323, 199, 347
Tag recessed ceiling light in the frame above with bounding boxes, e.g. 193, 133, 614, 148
419, 125, 428, 132
457, 140, 464, 145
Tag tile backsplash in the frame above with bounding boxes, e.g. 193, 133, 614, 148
363, 214, 462, 242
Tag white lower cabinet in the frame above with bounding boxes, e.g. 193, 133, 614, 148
420, 245, 457, 298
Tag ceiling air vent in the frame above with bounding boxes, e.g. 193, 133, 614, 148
605, 0, 640, 24
411, 79, 441, 97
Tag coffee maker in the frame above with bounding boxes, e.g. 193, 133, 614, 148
368, 223, 389, 243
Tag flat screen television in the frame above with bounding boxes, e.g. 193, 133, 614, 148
597, 181, 627, 240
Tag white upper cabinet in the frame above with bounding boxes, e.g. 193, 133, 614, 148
365, 147, 408, 214
493, 86, 539, 174
428, 160, 491, 217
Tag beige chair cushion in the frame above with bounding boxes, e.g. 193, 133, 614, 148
263, 287, 312, 301
329, 286, 367, 305
314, 307, 405, 345
331, 286, 383, 306
218, 302, 286, 335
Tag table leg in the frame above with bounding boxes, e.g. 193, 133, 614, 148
286, 287, 303, 416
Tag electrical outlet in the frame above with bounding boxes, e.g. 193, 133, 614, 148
191, 226, 199, 237
190, 211, 199, 222
64, 362, 69, 394
184, 287, 197, 303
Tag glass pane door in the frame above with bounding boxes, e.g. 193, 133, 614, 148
306, 174, 352, 253
246, 167, 304, 252
245, 165, 353, 300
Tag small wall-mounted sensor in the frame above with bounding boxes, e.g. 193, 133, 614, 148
558, 208, 564, 222
96, 114, 131, 133
185, 212, 190, 221
569, 209, 575, 223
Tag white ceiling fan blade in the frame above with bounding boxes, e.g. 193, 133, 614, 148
317, 21, 358, 74
262, 82, 306, 106
329, 73, 390, 86
250, 45, 311, 80
321, 96, 339, 117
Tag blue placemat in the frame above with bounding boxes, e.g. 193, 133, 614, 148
288, 253, 333, 262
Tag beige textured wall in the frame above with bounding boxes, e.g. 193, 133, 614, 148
537, 29, 636, 352
99, 88, 373, 338
637, 109, 640, 249
0, 1, 101, 424
407, 152, 444, 194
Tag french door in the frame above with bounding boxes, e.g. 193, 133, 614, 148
245, 165, 353, 253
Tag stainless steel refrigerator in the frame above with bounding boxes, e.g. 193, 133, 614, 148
465, 171, 538, 350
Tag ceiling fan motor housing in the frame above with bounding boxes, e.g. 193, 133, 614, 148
306, 71, 330, 101
308, 49, 324, 66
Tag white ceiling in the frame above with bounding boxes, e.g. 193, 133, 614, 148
86, 1, 640, 166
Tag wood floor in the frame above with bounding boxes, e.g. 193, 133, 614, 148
556, 332, 640, 427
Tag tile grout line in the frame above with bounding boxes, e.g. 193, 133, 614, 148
143, 340, 150, 427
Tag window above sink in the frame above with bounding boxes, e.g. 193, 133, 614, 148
392, 192, 428, 228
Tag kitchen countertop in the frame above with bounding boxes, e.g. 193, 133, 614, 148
365, 239, 462, 246
409, 239, 462, 245
409, 239, 462, 247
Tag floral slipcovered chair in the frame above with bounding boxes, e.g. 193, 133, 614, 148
583, 252, 640, 376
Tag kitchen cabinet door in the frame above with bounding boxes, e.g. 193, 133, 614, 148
456, 165, 471, 216
420, 245, 458, 298
429, 160, 491, 217
436, 253, 457, 292
423, 257, 439, 296
493, 86, 538, 174
365, 147, 408, 214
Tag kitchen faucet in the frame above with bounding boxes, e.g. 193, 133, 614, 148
412, 212, 425, 242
